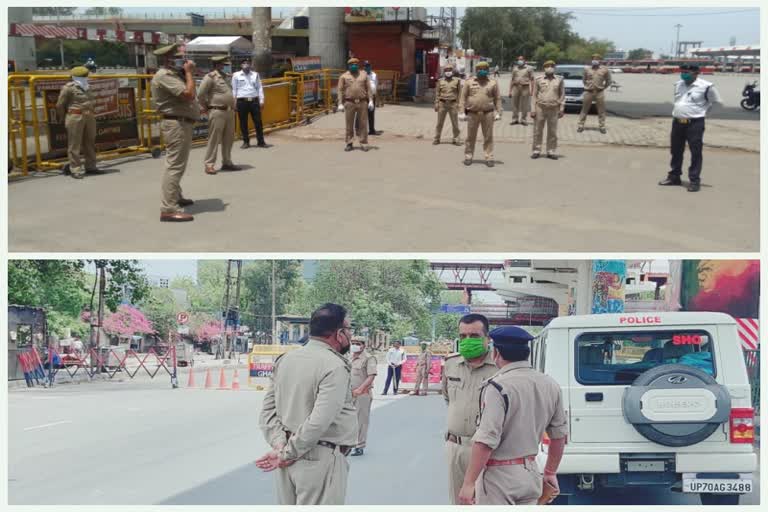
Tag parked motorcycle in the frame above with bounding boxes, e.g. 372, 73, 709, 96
740, 81, 760, 111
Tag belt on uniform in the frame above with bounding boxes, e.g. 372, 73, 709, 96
208, 105, 231, 111
237, 97, 259, 102
674, 117, 703, 124
486, 455, 537, 467
439, 99, 457, 102
67, 108, 92, 115
285, 431, 352, 456
468, 110, 494, 114
344, 98, 365, 104
446, 432, 473, 445
162, 115, 196, 123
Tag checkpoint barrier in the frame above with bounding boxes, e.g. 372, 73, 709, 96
247, 344, 301, 390
399, 354, 444, 394
30, 345, 179, 388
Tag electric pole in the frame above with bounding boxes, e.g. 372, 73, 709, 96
218, 260, 242, 359
271, 260, 277, 346
674, 24, 683, 58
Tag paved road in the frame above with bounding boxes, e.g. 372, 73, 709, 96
8, 371, 760, 505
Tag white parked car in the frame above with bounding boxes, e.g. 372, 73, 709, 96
533, 312, 757, 505
555, 65, 590, 112
610, 67, 624, 74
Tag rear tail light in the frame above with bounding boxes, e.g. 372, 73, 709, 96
729, 408, 755, 444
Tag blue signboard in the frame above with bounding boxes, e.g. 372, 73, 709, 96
440, 304, 471, 314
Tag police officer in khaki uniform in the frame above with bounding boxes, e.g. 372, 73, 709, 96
56, 66, 98, 179
458, 326, 568, 505
441, 314, 499, 504
578, 54, 612, 134
150, 44, 200, 222
337, 58, 373, 152
531, 60, 565, 160
410, 341, 432, 395
257, 303, 358, 505
433, 65, 462, 146
350, 337, 377, 456
509, 56, 534, 126
197, 55, 239, 175
458, 61, 502, 167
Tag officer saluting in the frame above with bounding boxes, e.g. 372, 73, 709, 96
197, 55, 239, 175
441, 314, 499, 504
257, 303, 358, 505
151, 44, 199, 222
459, 61, 502, 167
458, 326, 568, 505
56, 66, 98, 179
433, 65, 462, 146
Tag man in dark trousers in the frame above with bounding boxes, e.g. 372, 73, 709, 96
658, 63, 722, 192
232, 60, 269, 149
382, 340, 406, 395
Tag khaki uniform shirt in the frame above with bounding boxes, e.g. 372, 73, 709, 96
441, 351, 498, 437
532, 75, 566, 111
338, 70, 371, 102
511, 65, 534, 87
459, 77, 502, 113
56, 82, 95, 119
434, 77, 462, 107
350, 350, 377, 390
473, 361, 568, 459
259, 338, 358, 461
583, 65, 612, 92
417, 349, 433, 368
197, 70, 235, 110
151, 67, 200, 121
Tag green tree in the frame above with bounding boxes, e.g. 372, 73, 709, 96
171, 261, 227, 315
85, 260, 150, 313
627, 48, 653, 61
241, 260, 304, 333
142, 288, 180, 341
534, 42, 564, 66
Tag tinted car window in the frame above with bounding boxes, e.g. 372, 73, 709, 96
575, 330, 715, 385
556, 68, 584, 80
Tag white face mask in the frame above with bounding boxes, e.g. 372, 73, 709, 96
73, 76, 89, 90
445, 72, 453, 78
591, 60, 600, 66
544, 67, 555, 75
351, 344, 363, 353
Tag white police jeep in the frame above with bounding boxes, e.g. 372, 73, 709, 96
533, 312, 757, 505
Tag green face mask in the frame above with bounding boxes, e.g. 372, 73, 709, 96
477, 70, 489, 78
350, 65, 359, 73
459, 337, 487, 359
681, 72, 693, 82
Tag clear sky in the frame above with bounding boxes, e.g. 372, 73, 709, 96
107, 6, 760, 54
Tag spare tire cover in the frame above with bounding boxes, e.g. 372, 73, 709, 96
623, 364, 731, 447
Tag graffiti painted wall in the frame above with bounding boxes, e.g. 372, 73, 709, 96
591, 260, 626, 314
681, 260, 759, 318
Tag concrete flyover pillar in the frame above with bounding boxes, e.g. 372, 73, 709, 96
309, 7, 346, 69
251, 7, 272, 78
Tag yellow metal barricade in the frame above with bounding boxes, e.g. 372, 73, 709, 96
247, 344, 301, 390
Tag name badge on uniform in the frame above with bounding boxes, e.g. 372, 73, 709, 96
448, 377, 461, 382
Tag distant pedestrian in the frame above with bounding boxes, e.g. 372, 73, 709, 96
509, 56, 534, 125
350, 337, 377, 456
459, 61, 502, 167
232, 60, 268, 149
382, 340, 406, 395
410, 341, 432, 396
578, 54, 612, 134
257, 303, 357, 505
530, 60, 565, 160
658, 63, 722, 193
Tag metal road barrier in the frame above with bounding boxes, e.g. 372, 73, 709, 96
8, 69, 397, 179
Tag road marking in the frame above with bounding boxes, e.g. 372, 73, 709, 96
23, 420, 73, 431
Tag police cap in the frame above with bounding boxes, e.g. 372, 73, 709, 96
517, 55, 525, 60
489, 326, 533, 346
211, 55, 230, 63
680, 63, 700, 72
443, 64, 454, 71
153, 43, 181, 57
543, 60, 556, 67
347, 57, 360, 65
70, 66, 90, 77
476, 61, 490, 70
592, 53, 602, 60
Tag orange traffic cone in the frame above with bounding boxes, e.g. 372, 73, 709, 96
218, 367, 229, 390
231, 369, 240, 391
204, 368, 213, 389
187, 368, 196, 388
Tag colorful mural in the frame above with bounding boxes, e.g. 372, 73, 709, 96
681, 260, 759, 318
591, 260, 626, 314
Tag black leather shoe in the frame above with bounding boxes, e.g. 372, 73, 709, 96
658, 178, 682, 186
531, 153, 540, 159
345, 144, 354, 152
547, 153, 558, 160
240, 142, 250, 149
599, 127, 607, 134
486, 160, 495, 168
178, 198, 194, 207
687, 182, 701, 192
220, 163, 240, 171
463, 159, 472, 166
257, 142, 269, 148
577, 126, 584, 133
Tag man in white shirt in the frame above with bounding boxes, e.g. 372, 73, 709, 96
658, 63, 722, 192
231, 60, 268, 149
364, 61, 382, 136
382, 340, 406, 395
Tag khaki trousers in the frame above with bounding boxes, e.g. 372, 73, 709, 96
65, 113, 97, 175
160, 119, 193, 213
465, 111, 495, 161
510, 84, 531, 120
579, 90, 606, 127
275, 446, 349, 505
532, 105, 560, 154
345, 101, 368, 144
414, 365, 429, 393
353, 392, 373, 448
475, 459, 542, 505
204, 109, 234, 166
446, 440, 472, 505
434, 101, 460, 142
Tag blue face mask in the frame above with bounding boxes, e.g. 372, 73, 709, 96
477, 70, 489, 78
222, 65, 232, 74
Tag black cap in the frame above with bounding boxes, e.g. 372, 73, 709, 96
489, 326, 533, 346
680, 63, 700, 72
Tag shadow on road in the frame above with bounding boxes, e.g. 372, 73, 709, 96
185, 198, 228, 215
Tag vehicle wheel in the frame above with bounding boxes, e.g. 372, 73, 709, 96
740, 99, 757, 111
551, 494, 571, 505
700, 493, 740, 505
623, 364, 731, 447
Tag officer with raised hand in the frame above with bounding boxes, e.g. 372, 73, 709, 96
458, 326, 568, 505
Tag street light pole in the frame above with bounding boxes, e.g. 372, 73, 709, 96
271, 260, 277, 346
674, 24, 683, 58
